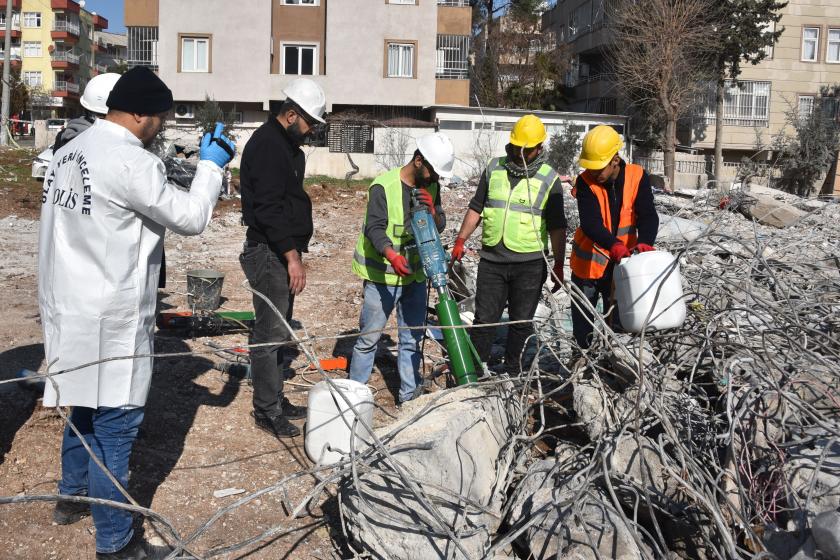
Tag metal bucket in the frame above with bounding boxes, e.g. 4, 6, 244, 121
186, 269, 225, 311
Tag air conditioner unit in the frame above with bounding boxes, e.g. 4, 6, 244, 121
174, 103, 194, 119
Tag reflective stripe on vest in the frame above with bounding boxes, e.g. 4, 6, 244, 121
480, 158, 558, 253
351, 168, 438, 286
570, 163, 644, 280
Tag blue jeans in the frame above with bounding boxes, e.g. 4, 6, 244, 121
349, 280, 426, 403
58, 406, 145, 553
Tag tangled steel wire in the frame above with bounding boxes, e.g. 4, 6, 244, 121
1, 188, 838, 560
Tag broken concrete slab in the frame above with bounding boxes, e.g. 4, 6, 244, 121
607, 336, 657, 384
516, 486, 646, 560
573, 379, 608, 441
786, 439, 840, 516
740, 194, 807, 228
340, 385, 518, 560
657, 214, 707, 242
812, 510, 840, 559
607, 435, 684, 517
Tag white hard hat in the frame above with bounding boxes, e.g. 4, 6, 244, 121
416, 132, 455, 178
81, 73, 121, 115
281, 78, 326, 124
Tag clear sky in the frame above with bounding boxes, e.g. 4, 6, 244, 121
81, 0, 125, 33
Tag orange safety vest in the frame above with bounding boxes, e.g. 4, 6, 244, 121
570, 163, 643, 280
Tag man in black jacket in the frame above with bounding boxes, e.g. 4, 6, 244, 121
239, 78, 326, 439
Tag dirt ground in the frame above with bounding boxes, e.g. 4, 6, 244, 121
0, 149, 477, 559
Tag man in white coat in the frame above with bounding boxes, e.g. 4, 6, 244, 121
38, 66, 235, 559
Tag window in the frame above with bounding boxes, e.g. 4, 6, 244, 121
128, 26, 159, 69
761, 21, 775, 58
387, 42, 414, 78
180, 36, 210, 72
23, 42, 41, 57
701, 80, 771, 126
328, 123, 373, 153
799, 95, 815, 119
438, 120, 471, 130
23, 71, 41, 87
474, 121, 493, 130
0, 12, 20, 27
828, 29, 840, 63
23, 12, 40, 28
283, 44, 317, 75
389, 0, 417, 4
802, 26, 820, 62
436, 35, 469, 79
283, 0, 318, 4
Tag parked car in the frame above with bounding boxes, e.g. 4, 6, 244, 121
32, 148, 53, 179
46, 118, 68, 130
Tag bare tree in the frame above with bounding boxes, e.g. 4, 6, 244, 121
610, 0, 718, 190
374, 127, 411, 172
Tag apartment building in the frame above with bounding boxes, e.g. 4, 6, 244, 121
544, 0, 840, 191
0, 0, 110, 117
125, 0, 471, 130
94, 30, 128, 71
542, 0, 620, 115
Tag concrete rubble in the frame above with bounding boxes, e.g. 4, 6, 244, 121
339, 182, 839, 560
340, 386, 520, 559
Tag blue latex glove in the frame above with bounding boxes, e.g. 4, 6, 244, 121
200, 122, 236, 168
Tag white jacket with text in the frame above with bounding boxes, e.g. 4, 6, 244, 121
38, 119, 222, 408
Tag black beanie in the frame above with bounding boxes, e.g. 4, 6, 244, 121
106, 66, 174, 115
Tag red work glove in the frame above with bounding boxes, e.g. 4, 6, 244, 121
550, 261, 564, 293
384, 248, 411, 277
635, 243, 655, 253
609, 241, 631, 262
451, 237, 466, 263
416, 188, 435, 216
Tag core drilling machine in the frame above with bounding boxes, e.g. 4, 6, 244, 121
409, 188, 479, 385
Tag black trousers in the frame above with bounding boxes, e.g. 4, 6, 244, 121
470, 258, 547, 368
240, 241, 295, 419
570, 270, 615, 349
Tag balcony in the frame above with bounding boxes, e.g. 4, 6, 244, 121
50, 0, 81, 13
51, 20, 80, 42
92, 14, 107, 30
0, 18, 21, 38
0, 48, 22, 65
51, 50, 80, 69
53, 80, 80, 97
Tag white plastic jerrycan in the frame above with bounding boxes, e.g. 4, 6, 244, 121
614, 250, 686, 333
305, 379, 375, 466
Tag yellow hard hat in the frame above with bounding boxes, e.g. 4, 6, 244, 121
509, 114, 547, 148
579, 125, 624, 170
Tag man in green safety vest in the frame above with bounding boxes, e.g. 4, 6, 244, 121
349, 132, 456, 406
452, 114, 568, 372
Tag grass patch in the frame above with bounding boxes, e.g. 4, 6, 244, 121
0, 148, 43, 218
304, 174, 370, 190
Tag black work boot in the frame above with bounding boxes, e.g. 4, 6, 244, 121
280, 397, 306, 420
95, 531, 170, 559
252, 412, 301, 439
53, 496, 90, 525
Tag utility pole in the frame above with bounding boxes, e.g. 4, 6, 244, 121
0, 0, 14, 146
